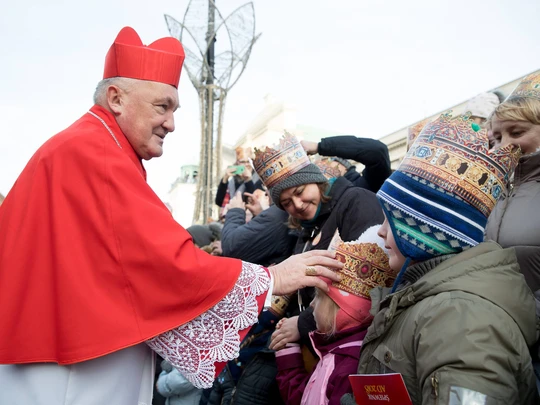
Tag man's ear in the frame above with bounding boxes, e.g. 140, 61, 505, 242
106, 85, 124, 115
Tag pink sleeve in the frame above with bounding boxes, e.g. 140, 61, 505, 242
146, 262, 270, 388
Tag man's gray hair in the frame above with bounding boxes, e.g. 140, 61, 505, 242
93, 77, 137, 105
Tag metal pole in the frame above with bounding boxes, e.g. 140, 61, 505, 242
202, 0, 216, 224
193, 89, 206, 224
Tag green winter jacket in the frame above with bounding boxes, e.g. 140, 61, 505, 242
350, 242, 539, 405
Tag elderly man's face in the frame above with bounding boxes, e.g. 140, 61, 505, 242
116, 80, 179, 160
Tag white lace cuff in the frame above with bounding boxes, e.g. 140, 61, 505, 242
146, 262, 270, 389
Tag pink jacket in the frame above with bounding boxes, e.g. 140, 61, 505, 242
275, 325, 367, 405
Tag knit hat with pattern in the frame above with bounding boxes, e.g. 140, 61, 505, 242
377, 111, 521, 263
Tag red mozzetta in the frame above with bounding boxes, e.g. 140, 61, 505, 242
0, 105, 261, 365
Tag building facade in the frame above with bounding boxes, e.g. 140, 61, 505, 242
379, 75, 526, 169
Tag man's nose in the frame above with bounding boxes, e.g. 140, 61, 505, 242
163, 112, 175, 133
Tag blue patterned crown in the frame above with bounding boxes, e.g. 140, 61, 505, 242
377, 112, 521, 260
253, 132, 311, 188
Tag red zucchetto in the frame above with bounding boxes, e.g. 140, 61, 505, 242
103, 26, 185, 88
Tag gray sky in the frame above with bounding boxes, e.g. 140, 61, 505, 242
1, 0, 539, 200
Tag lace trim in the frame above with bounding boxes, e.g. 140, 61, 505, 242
146, 262, 270, 389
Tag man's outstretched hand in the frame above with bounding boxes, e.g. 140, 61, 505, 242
269, 250, 342, 296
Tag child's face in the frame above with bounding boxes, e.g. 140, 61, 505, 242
377, 217, 407, 272
311, 289, 335, 334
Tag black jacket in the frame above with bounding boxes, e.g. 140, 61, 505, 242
221, 206, 297, 267
318, 135, 391, 192
200, 309, 287, 405
199, 350, 285, 405
293, 176, 385, 348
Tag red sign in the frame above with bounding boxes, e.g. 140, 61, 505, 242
349, 373, 412, 405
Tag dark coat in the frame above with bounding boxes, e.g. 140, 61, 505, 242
342, 243, 538, 405
318, 135, 392, 192
221, 206, 296, 266
199, 350, 285, 405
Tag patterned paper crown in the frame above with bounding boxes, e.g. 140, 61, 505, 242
377, 111, 521, 261
253, 132, 311, 188
507, 70, 540, 101
407, 118, 431, 152
404, 111, 521, 218
332, 236, 394, 300
312, 157, 343, 179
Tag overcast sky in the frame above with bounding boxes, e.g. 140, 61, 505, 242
1, 0, 539, 200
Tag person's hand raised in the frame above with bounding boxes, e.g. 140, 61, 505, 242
244, 192, 263, 217
269, 250, 342, 296
222, 167, 236, 183
301, 140, 318, 155
269, 316, 300, 351
226, 192, 245, 211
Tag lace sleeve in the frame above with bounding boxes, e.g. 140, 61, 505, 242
146, 262, 270, 389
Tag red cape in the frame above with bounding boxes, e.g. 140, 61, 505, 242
0, 105, 247, 364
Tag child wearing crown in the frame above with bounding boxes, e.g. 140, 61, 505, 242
341, 113, 538, 405
271, 226, 395, 405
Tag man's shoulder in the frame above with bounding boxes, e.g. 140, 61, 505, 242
38, 113, 113, 160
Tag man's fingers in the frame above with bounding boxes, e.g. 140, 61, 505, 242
305, 275, 332, 292
306, 255, 343, 270
303, 249, 336, 259
316, 266, 341, 282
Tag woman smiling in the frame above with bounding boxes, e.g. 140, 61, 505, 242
253, 133, 384, 353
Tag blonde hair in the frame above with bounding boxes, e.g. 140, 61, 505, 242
313, 288, 339, 336
287, 183, 331, 230
490, 97, 540, 125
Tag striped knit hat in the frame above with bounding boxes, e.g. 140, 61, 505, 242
377, 111, 521, 262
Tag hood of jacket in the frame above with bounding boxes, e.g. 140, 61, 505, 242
404, 242, 537, 346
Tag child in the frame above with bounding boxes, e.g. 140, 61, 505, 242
272, 226, 395, 405
156, 359, 202, 405
342, 112, 538, 405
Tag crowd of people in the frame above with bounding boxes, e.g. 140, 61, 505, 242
171, 76, 540, 405
1, 26, 540, 405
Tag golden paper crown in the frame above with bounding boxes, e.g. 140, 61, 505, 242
507, 70, 540, 101
312, 157, 343, 179
404, 111, 522, 217
332, 238, 394, 300
253, 132, 311, 188
407, 118, 431, 152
